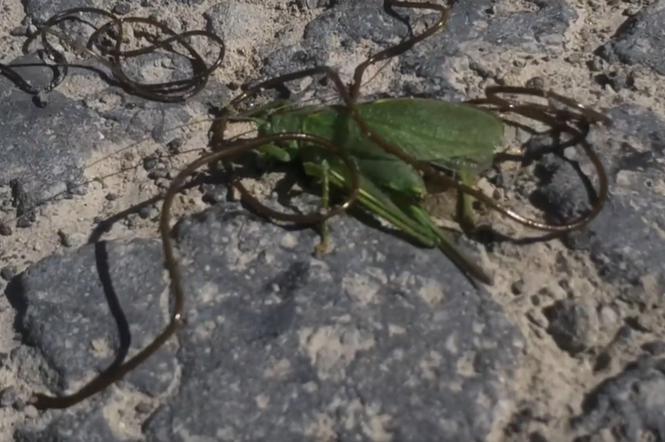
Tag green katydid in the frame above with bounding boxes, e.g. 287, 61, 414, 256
29, 0, 609, 409
212, 86, 607, 286
245, 98, 504, 284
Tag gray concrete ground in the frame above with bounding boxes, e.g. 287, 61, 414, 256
1, 1, 664, 441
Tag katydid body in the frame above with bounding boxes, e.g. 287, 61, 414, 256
258, 99, 504, 284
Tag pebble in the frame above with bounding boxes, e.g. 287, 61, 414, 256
0, 266, 17, 281
0, 222, 12, 236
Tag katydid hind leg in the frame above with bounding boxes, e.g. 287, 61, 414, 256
401, 201, 493, 286
321, 164, 492, 285
365, 188, 492, 285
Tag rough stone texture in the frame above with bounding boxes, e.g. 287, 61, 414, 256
0, 54, 101, 227
205, 3, 272, 49
0, 52, 204, 229
573, 355, 665, 442
527, 103, 665, 439
15, 408, 118, 442
543, 299, 596, 355
23, 0, 95, 24
145, 206, 521, 441
297, 0, 334, 9
484, 1, 576, 51
97, 97, 193, 145
530, 153, 595, 225
597, 0, 665, 76
7, 239, 175, 398
400, 0, 578, 99
264, 0, 579, 100
11, 204, 522, 441
261, 1, 409, 85
560, 105, 665, 302
525, 101, 665, 299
